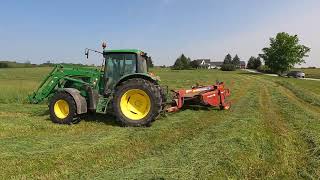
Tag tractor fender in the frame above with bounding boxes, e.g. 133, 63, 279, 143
115, 73, 159, 88
63, 88, 87, 114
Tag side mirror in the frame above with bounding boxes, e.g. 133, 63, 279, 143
85, 49, 89, 59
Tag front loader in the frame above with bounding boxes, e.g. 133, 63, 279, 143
28, 43, 230, 127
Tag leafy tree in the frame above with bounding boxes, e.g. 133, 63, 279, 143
223, 54, 232, 65
222, 53, 236, 71
232, 54, 240, 67
186, 57, 191, 68
247, 56, 256, 69
172, 57, 183, 70
190, 60, 200, 68
172, 54, 191, 70
147, 56, 154, 68
259, 32, 310, 73
254, 57, 262, 69
247, 56, 262, 69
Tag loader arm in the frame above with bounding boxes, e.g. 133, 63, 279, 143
28, 65, 100, 104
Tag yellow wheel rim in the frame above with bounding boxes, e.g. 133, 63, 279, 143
54, 100, 70, 119
120, 89, 151, 120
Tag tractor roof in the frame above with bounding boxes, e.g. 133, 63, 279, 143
103, 49, 143, 54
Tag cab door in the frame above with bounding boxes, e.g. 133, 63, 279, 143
104, 53, 137, 90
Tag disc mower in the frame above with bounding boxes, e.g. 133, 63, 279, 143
28, 43, 230, 127
167, 82, 231, 112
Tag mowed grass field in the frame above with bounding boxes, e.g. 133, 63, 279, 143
0, 67, 320, 179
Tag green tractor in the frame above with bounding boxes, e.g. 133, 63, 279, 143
28, 44, 165, 126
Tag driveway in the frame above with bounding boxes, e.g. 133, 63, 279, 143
243, 69, 320, 81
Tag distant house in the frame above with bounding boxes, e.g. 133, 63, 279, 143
195, 59, 224, 69
208, 61, 224, 69
195, 59, 211, 68
240, 61, 246, 69
194, 59, 246, 69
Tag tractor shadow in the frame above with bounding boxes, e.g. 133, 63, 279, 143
36, 106, 218, 126
37, 109, 50, 116
80, 113, 119, 126
37, 110, 119, 126
238, 72, 263, 76
179, 105, 219, 111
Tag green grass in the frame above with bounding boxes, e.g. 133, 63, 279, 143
0, 67, 320, 179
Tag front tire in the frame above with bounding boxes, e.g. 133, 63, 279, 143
49, 92, 77, 124
113, 78, 162, 127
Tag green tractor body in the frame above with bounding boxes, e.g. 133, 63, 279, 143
29, 49, 165, 126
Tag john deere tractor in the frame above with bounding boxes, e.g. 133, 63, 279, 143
28, 45, 165, 126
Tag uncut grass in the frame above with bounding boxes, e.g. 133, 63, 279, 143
253, 75, 320, 178
0, 67, 52, 103
0, 67, 320, 179
280, 77, 320, 97
270, 86, 320, 178
294, 68, 320, 79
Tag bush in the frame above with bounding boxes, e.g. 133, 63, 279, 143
221, 64, 236, 71
0, 62, 9, 68
247, 56, 262, 69
257, 65, 273, 73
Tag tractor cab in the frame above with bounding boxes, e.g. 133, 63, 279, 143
102, 49, 149, 91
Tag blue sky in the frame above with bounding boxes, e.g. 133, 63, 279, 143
0, 0, 319, 66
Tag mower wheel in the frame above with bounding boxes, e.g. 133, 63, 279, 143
220, 103, 231, 110
113, 78, 162, 127
49, 92, 77, 124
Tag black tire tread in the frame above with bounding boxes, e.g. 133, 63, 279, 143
49, 92, 77, 125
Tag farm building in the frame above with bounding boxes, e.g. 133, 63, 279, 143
239, 61, 246, 69
195, 59, 211, 68
195, 59, 223, 69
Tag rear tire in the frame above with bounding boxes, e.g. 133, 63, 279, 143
113, 78, 162, 127
49, 92, 77, 124
156, 85, 167, 119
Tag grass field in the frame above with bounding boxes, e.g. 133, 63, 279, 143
295, 68, 320, 79
0, 67, 320, 179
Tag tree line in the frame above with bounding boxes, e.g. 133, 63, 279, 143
171, 53, 243, 71
220, 54, 241, 71
171, 32, 310, 73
